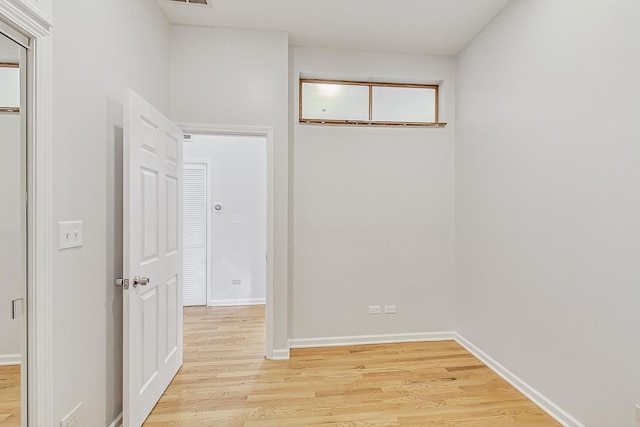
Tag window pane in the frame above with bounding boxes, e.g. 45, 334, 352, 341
372, 86, 436, 122
301, 82, 369, 121
0, 66, 20, 110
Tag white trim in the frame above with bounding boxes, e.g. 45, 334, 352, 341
0, 354, 21, 365
210, 298, 266, 307
28, 32, 53, 427
0, 1, 50, 38
270, 348, 290, 360
0, 18, 28, 47
177, 123, 276, 360
108, 412, 123, 427
454, 333, 585, 427
289, 331, 456, 349
0, 3, 53, 426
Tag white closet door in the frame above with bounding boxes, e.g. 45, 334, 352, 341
183, 162, 208, 306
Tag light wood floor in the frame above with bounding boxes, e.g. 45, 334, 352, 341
0, 365, 20, 427
144, 305, 560, 426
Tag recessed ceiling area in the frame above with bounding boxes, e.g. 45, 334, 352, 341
156, 0, 513, 56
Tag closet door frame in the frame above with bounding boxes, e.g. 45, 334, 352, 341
0, 1, 54, 426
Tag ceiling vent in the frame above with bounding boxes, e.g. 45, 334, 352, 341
167, 0, 210, 5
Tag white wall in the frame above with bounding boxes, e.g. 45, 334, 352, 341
170, 25, 289, 351
185, 134, 267, 306
51, 0, 170, 425
291, 47, 456, 341
0, 113, 24, 362
455, 1, 640, 425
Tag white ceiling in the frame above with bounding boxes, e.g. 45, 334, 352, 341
156, 0, 512, 56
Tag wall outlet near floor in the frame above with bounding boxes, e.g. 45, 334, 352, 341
368, 305, 381, 314
232, 279, 241, 285
384, 305, 397, 314
60, 402, 82, 427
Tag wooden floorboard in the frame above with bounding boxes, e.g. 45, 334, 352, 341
0, 365, 20, 427
144, 305, 560, 426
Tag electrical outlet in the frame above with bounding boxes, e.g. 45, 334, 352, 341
232, 279, 241, 285
384, 305, 397, 314
60, 402, 82, 427
369, 306, 381, 314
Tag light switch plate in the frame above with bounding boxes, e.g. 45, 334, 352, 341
58, 221, 83, 249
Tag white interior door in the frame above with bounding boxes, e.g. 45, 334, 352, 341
123, 88, 183, 427
183, 162, 209, 306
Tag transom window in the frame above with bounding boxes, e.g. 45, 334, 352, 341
299, 79, 445, 127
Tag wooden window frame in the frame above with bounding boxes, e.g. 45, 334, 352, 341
0, 62, 20, 113
299, 78, 446, 127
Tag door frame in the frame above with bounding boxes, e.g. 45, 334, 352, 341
0, 1, 54, 425
179, 124, 276, 359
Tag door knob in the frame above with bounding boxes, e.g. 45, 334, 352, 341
133, 276, 150, 288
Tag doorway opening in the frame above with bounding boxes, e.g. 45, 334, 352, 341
0, 8, 54, 425
183, 133, 267, 307
179, 125, 275, 358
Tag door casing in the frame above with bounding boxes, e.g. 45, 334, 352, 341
0, 1, 55, 425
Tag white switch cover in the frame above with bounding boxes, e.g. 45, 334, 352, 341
58, 221, 83, 249
233, 214, 240, 224
384, 305, 397, 314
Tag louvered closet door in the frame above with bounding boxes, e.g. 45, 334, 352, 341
183, 162, 208, 306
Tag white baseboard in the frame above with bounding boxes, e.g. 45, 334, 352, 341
268, 348, 290, 360
210, 298, 265, 307
0, 354, 21, 366
453, 333, 584, 427
107, 412, 122, 427
289, 331, 455, 349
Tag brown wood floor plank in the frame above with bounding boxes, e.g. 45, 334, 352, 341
0, 365, 20, 427
143, 305, 560, 426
